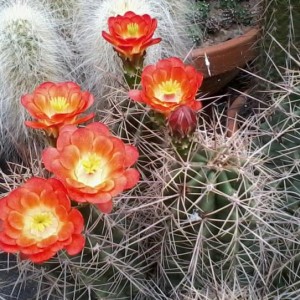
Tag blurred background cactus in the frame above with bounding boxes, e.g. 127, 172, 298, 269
0, 0, 72, 162
260, 0, 300, 82
72, 0, 193, 102
252, 1, 300, 296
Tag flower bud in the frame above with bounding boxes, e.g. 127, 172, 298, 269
168, 105, 197, 138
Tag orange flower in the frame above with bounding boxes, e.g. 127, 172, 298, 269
42, 123, 140, 213
21, 82, 95, 137
0, 178, 85, 263
102, 11, 161, 60
128, 57, 203, 115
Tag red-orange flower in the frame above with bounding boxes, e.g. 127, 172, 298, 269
129, 57, 203, 115
42, 123, 140, 213
0, 178, 85, 263
102, 11, 161, 60
21, 82, 95, 137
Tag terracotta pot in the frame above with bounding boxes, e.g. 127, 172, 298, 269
191, 27, 260, 95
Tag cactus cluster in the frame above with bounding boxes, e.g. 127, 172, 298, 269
1, 0, 300, 299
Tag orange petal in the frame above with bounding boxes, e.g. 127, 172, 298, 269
124, 168, 140, 189
96, 201, 113, 214
108, 152, 124, 172
20, 192, 40, 209
3, 222, 21, 239
8, 211, 24, 230
56, 125, 76, 150
78, 192, 112, 204
59, 145, 80, 170
25, 177, 54, 195
0, 198, 11, 220
0, 241, 19, 253
58, 222, 74, 241
55, 205, 68, 222
65, 234, 85, 256
28, 249, 56, 263
42, 148, 60, 171
124, 145, 139, 167
65, 178, 86, 190
86, 122, 111, 136
21, 245, 43, 254
37, 235, 58, 248
93, 136, 114, 157
17, 235, 36, 247
40, 189, 59, 208
128, 89, 143, 103
55, 190, 71, 212
70, 127, 94, 153
68, 209, 84, 234
99, 179, 115, 192
50, 160, 73, 181
47, 178, 67, 194
0, 232, 17, 245
5, 190, 24, 212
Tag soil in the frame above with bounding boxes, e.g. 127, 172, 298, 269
189, 0, 262, 47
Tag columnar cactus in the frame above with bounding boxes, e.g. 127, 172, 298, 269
252, 0, 300, 295
261, 0, 300, 81
0, 1, 72, 160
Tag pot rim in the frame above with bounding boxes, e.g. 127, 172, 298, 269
191, 27, 260, 77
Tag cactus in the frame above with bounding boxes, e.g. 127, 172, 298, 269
0, 161, 161, 300
0, 1, 72, 161
2, 0, 300, 299
261, 0, 300, 82
72, 0, 194, 102
146, 113, 260, 296
251, 0, 300, 295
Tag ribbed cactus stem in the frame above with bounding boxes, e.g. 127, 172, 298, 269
262, 0, 300, 81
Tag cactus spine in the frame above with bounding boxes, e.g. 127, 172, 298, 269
255, 0, 300, 295
0, 1, 72, 160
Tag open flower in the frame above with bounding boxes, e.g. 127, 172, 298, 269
0, 178, 85, 263
102, 11, 161, 61
21, 82, 95, 137
42, 122, 140, 213
129, 57, 203, 115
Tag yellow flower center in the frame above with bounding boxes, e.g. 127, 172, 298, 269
159, 80, 181, 95
155, 80, 183, 103
23, 208, 60, 241
32, 213, 52, 232
126, 23, 140, 37
75, 153, 109, 187
50, 96, 70, 113
81, 153, 101, 174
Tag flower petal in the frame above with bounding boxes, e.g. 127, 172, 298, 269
96, 201, 114, 214
124, 169, 140, 189
65, 234, 85, 256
